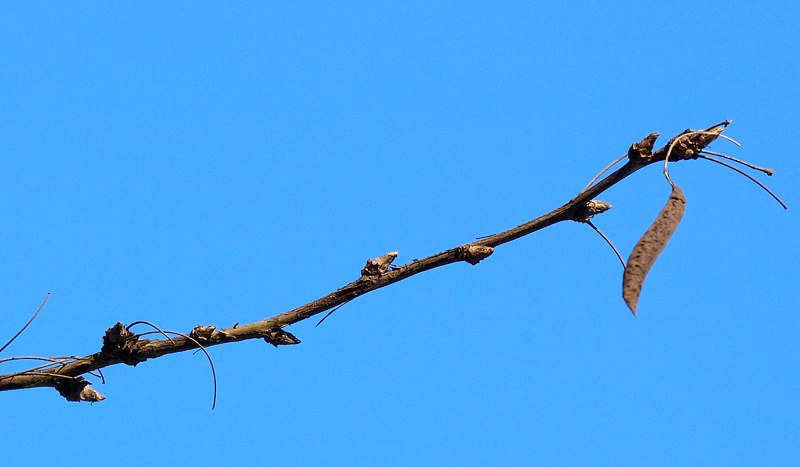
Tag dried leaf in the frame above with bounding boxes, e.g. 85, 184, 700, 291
623, 185, 686, 315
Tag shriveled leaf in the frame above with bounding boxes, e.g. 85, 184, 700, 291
623, 185, 686, 315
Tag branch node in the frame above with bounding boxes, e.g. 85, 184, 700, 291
461, 244, 494, 265
101, 322, 147, 366
627, 132, 659, 162
575, 199, 612, 222
263, 327, 301, 347
361, 251, 399, 276
189, 325, 217, 343
663, 124, 728, 163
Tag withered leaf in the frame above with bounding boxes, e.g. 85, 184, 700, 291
623, 184, 686, 315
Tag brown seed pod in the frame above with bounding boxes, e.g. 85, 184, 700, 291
622, 184, 687, 315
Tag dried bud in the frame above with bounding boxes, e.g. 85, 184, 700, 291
576, 200, 612, 222
462, 245, 494, 265
79, 385, 106, 402
361, 251, 399, 276
628, 132, 659, 162
264, 327, 301, 347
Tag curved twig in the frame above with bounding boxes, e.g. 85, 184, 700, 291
663, 132, 696, 187
717, 133, 741, 147
586, 220, 625, 269
0, 293, 51, 354
127, 321, 176, 344
316, 298, 354, 327
698, 155, 787, 209
581, 153, 627, 193
89, 368, 106, 384
0, 355, 71, 367
700, 150, 774, 176
12, 371, 81, 381
135, 329, 217, 410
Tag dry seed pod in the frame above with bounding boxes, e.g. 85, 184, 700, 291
622, 184, 687, 315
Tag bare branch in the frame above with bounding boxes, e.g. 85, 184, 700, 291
0, 121, 776, 405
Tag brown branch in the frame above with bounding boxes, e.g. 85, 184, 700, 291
0, 122, 735, 401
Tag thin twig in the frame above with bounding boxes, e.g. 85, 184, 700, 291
27, 357, 91, 373
698, 155, 787, 209
0, 293, 51, 354
127, 329, 217, 408
316, 299, 354, 327
24, 359, 75, 373
127, 321, 176, 344
700, 150, 774, 176
0, 355, 71, 367
663, 135, 685, 188
12, 371, 80, 381
164, 331, 217, 410
717, 133, 741, 147
581, 153, 627, 193
704, 120, 732, 131
89, 368, 106, 384
586, 220, 625, 269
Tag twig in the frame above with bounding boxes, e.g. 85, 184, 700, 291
0, 293, 50, 354
160, 330, 216, 410
131, 328, 218, 409
127, 321, 176, 344
717, 133, 741, 147
697, 155, 787, 209
0, 355, 72, 367
586, 220, 625, 268
316, 299, 354, 327
700, 150, 774, 176
581, 153, 627, 193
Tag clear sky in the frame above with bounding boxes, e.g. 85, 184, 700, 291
1, 2, 797, 465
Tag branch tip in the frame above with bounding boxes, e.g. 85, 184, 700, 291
54, 376, 106, 403
263, 327, 301, 347
705, 120, 732, 132
627, 132, 660, 163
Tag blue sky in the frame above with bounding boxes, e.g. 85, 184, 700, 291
1, 2, 797, 465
